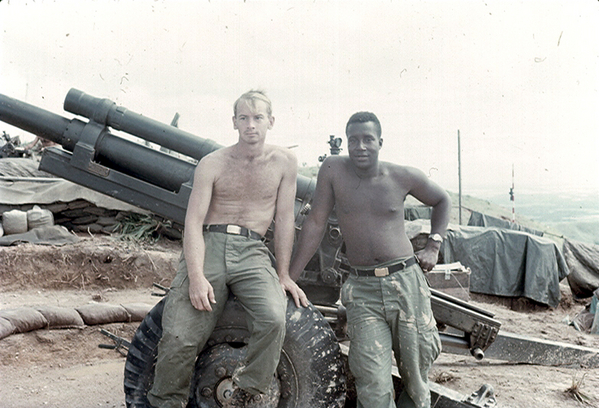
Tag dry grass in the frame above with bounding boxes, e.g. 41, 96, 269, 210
433, 371, 457, 384
564, 373, 593, 406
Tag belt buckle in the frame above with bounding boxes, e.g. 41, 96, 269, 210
226, 225, 242, 235
374, 267, 389, 277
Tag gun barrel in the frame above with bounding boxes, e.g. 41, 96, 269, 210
64, 89, 221, 161
0, 93, 70, 146
0, 93, 195, 192
63, 89, 316, 201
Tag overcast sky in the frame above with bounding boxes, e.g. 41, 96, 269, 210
1, 0, 598, 196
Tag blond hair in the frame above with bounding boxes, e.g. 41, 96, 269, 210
233, 90, 272, 118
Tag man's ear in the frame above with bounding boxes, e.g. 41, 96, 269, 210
232, 116, 238, 130
269, 116, 275, 129
379, 137, 383, 147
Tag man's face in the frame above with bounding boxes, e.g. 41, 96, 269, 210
233, 100, 274, 145
346, 121, 382, 169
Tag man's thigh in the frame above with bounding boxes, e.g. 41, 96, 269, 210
226, 238, 286, 321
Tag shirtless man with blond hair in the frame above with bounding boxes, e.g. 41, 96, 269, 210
148, 90, 307, 408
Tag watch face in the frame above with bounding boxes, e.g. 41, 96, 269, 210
429, 233, 443, 243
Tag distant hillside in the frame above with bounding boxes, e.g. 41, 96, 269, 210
298, 165, 563, 242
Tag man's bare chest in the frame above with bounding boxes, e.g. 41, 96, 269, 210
213, 163, 280, 201
334, 180, 407, 216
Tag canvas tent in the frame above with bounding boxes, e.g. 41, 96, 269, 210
440, 226, 568, 308
406, 219, 569, 308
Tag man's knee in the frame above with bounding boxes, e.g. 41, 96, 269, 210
158, 330, 202, 361
256, 294, 287, 328
259, 307, 286, 334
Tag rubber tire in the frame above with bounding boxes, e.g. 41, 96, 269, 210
124, 296, 346, 408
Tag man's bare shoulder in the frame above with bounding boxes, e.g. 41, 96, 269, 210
315, 156, 354, 185
199, 147, 230, 164
195, 149, 227, 174
384, 162, 425, 179
265, 144, 296, 163
383, 162, 436, 197
319, 155, 350, 172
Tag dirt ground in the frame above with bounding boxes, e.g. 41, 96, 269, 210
1, 235, 598, 408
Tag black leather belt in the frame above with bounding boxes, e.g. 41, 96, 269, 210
203, 224, 263, 241
350, 256, 418, 277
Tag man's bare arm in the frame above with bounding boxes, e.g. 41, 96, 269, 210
184, 157, 217, 311
275, 151, 310, 307
274, 151, 297, 278
406, 166, 451, 271
288, 157, 337, 281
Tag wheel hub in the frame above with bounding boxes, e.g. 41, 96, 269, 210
190, 343, 281, 407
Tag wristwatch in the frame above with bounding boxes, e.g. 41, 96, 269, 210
428, 233, 444, 243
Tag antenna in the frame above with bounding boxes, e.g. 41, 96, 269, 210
510, 164, 515, 222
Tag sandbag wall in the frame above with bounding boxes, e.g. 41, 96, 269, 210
0, 302, 155, 340
0, 199, 182, 239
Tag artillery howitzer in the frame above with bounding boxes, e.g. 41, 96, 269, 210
0, 90, 504, 408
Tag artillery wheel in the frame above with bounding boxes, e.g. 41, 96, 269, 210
124, 296, 346, 408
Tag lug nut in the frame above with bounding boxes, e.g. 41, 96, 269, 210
215, 366, 227, 377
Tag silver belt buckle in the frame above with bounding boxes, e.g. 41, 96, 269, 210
226, 225, 242, 235
374, 267, 389, 277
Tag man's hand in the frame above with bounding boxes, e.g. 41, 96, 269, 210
415, 247, 439, 273
279, 275, 309, 308
189, 276, 216, 311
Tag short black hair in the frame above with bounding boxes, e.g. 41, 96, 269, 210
345, 111, 382, 137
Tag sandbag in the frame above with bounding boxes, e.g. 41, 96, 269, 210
564, 239, 599, 298
121, 303, 153, 322
27, 205, 54, 230
36, 305, 85, 329
2, 209, 28, 235
0, 307, 48, 333
0, 317, 16, 340
75, 303, 131, 325
571, 307, 595, 333
0, 225, 80, 246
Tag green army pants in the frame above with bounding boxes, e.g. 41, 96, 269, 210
147, 230, 287, 408
341, 257, 441, 408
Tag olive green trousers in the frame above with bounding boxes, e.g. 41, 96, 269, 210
341, 257, 441, 408
147, 231, 287, 408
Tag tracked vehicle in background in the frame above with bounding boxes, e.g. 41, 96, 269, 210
1, 89, 504, 408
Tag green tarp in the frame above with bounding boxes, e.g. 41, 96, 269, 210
440, 226, 568, 308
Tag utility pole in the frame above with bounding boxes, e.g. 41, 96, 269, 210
458, 130, 462, 225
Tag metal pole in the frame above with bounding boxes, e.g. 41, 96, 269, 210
511, 164, 515, 222
458, 130, 462, 225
